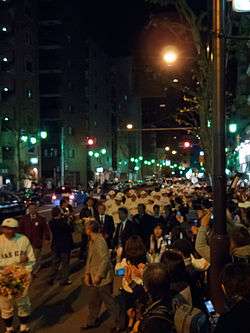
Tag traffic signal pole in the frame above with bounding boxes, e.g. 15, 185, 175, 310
210, 0, 230, 313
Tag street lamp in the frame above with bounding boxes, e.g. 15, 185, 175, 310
101, 148, 107, 155
30, 137, 37, 145
126, 123, 133, 130
165, 146, 170, 151
40, 131, 48, 139
163, 48, 178, 65
233, 0, 250, 12
229, 123, 237, 133
172, 150, 177, 155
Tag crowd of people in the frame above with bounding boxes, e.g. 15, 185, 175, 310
0, 181, 250, 333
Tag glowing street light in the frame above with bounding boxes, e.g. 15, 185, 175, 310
94, 152, 100, 158
88, 151, 94, 157
40, 131, 48, 139
172, 150, 177, 155
165, 146, 170, 152
101, 148, 107, 155
229, 123, 237, 133
126, 123, 133, 130
30, 137, 37, 145
233, 0, 250, 12
163, 49, 178, 65
21, 135, 28, 143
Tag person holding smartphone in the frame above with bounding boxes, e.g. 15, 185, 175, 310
115, 236, 147, 332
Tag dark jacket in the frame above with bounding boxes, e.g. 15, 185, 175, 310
49, 217, 74, 253
113, 219, 137, 249
133, 213, 155, 248
96, 214, 115, 248
214, 299, 250, 333
19, 214, 50, 249
80, 204, 98, 220
139, 299, 174, 333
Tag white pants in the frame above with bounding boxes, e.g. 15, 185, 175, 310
0, 294, 31, 319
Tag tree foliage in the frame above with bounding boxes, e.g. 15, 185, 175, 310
145, 0, 213, 173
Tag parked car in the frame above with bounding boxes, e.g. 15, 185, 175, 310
0, 191, 26, 222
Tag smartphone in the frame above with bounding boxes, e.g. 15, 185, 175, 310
115, 268, 125, 277
204, 299, 216, 315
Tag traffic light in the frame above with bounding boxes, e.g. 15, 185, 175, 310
183, 141, 191, 148
85, 136, 96, 147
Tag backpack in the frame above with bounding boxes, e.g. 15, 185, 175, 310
173, 295, 209, 333
139, 301, 175, 333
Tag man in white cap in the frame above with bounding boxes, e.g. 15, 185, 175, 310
105, 190, 116, 215
160, 188, 170, 208
110, 193, 125, 224
0, 218, 35, 333
137, 190, 148, 205
125, 190, 138, 216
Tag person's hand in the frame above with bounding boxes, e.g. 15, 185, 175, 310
200, 211, 212, 228
84, 274, 91, 286
93, 275, 102, 286
20, 254, 28, 264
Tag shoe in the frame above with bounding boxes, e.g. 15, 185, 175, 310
80, 324, 97, 331
80, 318, 101, 331
61, 279, 72, 286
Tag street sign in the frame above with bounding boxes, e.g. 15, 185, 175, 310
233, 0, 250, 12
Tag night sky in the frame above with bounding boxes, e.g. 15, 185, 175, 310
82, 0, 207, 56
83, 0, 149, 56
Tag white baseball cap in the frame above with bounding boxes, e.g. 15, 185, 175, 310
115, 193, 124, 201
108, 190, 116, 196
2, 218, 19, 228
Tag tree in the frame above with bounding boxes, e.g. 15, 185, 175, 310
145, 0, 214, 173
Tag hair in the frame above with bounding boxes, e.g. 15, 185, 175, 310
98, 203, 106, 209
230, 226, 250, 248
118, 207, 128, 215
143, 263, 170, 300
51, 206, 61, 218
60, 198, 68, 206
172, 239, 193, 259
85, 220, 100, 234
138, 203, 146, 210
161, 250, 189, 285
221, 263, 250, 300
124, 235, 146, 265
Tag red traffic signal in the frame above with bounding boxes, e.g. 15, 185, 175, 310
184, 141, 191, 148
84, 137, 96, 147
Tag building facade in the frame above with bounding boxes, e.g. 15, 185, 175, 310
38, 0, 88, 187
0, 0, 40, 188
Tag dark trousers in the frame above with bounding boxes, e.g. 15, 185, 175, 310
87, 283, 119, 328
50, 251, 70, 284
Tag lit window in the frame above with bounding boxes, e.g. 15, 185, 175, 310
3, 57, 8, 62
26, 89, 33, 99
2, 27, 7, 32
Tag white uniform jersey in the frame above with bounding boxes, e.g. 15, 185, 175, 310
0, 233, 35, 272
125, 198, 138, 217
105, 198, 116, 215
110, 203, 125, 224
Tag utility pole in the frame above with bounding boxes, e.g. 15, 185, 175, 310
210, 0, 230, 313
60, 126, 65, 187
